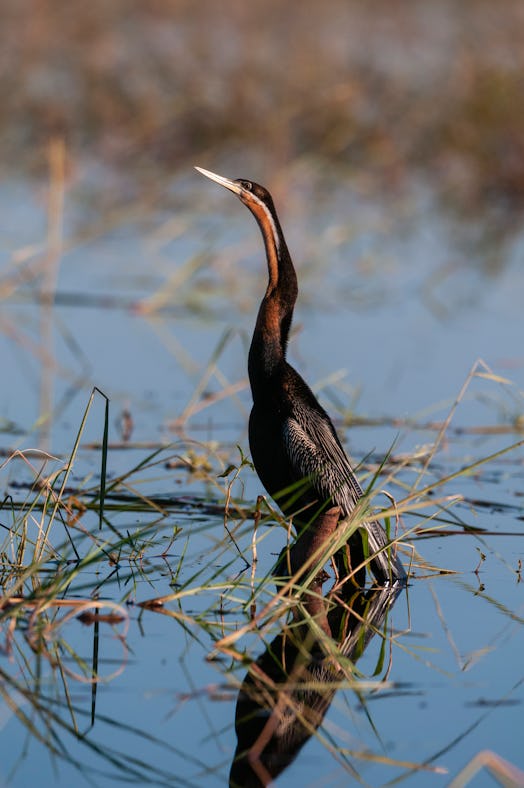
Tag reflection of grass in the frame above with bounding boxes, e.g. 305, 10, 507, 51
1, 360, 523, 782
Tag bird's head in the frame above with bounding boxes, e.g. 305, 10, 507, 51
195, 167, 274, 213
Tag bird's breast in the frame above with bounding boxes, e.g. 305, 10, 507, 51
248, 404, 294, 501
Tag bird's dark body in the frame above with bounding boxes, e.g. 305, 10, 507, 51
249, 362, 339, 518
248, 360, 401, 580
248, 363, 316, 515
196, 166, 405, 584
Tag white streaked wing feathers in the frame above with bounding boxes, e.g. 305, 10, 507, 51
283, 408, 364, 511
282, 409, 395, 563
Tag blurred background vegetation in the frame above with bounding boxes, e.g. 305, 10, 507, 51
2, 0, 524, 226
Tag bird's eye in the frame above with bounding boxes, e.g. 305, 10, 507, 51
241, 180, 253, 191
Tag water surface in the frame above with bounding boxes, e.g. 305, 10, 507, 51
1, 171, 523, 787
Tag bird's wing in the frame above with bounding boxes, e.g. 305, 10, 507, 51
283, 407, 364, 512
283, 408, 405, 582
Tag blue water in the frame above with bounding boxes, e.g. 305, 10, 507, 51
1, 172, 523, 786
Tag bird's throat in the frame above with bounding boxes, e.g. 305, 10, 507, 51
248, 296, 289, 392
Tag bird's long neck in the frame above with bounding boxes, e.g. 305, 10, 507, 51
247, 197, 298, 398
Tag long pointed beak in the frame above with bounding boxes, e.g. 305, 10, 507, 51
195, 166, 242, 196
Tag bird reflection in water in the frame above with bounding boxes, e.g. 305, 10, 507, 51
229, 508, 404, 788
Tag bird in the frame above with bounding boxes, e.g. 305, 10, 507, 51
195, 166, 405, 584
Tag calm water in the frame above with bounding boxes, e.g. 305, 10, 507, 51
1, 172, 523, 786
